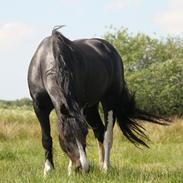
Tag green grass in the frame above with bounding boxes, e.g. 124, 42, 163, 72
0, 107, 183, 183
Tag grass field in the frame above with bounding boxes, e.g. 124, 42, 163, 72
0, 107, 183, 183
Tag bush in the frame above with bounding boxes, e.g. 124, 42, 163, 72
104, 28, 183, 116
127, 59, 183, 116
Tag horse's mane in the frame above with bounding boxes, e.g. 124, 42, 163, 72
51, 27, 88, 143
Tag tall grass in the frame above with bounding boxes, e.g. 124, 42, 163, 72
0, 107, 183, 182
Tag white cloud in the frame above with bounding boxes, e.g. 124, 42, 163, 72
105, 0, 143, 12
0, 22, 39, 99
155, 0, 183, 34
0, 22, 35, 52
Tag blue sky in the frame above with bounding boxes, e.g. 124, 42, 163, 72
0, 0, 183, 100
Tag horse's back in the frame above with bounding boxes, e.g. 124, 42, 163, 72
72, 38, 124, 104
73, 38, 123, 84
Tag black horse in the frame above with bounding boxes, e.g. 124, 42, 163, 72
28, 27, 167, 176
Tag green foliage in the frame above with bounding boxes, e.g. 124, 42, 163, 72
104, 27, 183, 116
128, 59, 183, 116
0, 98, 32, 110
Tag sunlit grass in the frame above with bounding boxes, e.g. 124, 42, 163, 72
0, 107, 183, 182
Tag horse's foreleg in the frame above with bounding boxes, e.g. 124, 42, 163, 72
98, 141, 104, 168
103, 110, 115, 172
68, 160, 73, 175
33, 100, 54, 177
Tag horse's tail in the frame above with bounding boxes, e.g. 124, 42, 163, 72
51, 28, 88, 142
115, 82, 169, 147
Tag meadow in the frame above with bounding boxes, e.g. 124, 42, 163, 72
0, 106, 183, 183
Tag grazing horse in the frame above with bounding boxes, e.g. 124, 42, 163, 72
28, 27, 166, 176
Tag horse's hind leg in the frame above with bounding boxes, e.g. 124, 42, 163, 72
32, 94, 54, 177
85, 105, 105, 168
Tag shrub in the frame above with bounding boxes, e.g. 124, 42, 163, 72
104, 28, 183, 116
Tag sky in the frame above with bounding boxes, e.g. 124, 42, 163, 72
0, 0, 183, 100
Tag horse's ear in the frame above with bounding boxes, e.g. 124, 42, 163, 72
60, 103, 70, 116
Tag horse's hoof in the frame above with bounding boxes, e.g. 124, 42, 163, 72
102, 162, 112, 173
44, 160, 54, 178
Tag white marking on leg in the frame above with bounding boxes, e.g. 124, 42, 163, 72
68, 160, 73, 176
76, 139, 89, 172
103, 110, 113, 171
44, 159, 53, 177
98, 141, 104, 168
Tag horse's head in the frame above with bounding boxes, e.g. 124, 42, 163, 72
58, 103, 89, 174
